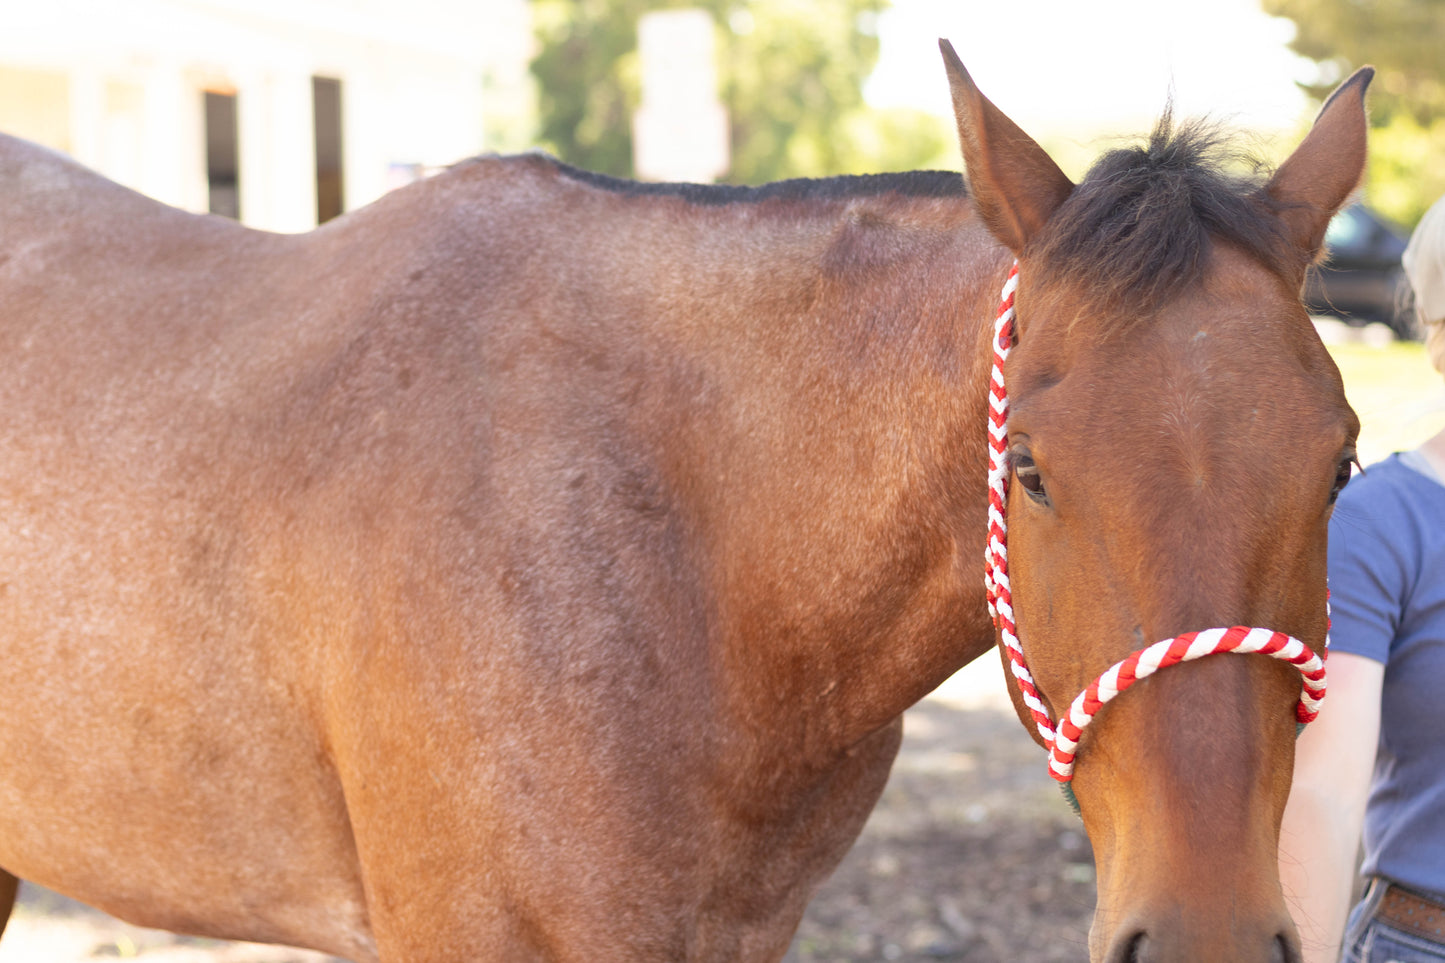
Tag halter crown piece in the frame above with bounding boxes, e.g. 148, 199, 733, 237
984, 261, 1329, 783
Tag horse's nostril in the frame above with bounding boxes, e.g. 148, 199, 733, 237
1104, 930, 1147, 963
1275, 932, 1302, 963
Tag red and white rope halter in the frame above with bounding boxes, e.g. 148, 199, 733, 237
984, 261, 1329, 783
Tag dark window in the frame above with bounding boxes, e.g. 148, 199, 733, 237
204, 91, 239, 219
313, 76, 344, 223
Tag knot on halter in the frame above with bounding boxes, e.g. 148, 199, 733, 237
983, 260, 1329, 784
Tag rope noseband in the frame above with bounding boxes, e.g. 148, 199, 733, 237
984, 261, 1328, 784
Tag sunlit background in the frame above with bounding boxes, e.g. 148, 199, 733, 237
2, 0, 1442, 231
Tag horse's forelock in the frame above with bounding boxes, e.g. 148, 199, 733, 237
1032, 113, 1298, 319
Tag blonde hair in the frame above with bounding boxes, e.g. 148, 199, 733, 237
1426, 318, 1445, 375
1404, 197, 1445, 374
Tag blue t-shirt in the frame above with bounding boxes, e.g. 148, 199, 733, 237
1328, 453, 1445, 899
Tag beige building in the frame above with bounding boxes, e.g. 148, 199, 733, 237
0, 0, 533, 232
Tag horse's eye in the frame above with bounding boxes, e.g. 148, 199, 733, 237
1013, 453, 1049, 504
1328, 454, 1356, 505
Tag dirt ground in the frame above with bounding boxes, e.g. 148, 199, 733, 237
0, 658, 1095, 963
783, 660, 1096, 963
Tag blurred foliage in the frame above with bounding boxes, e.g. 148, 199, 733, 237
530, 0, 954, 184
1263, 0, 1445, 226
1366, 113, 1445, 229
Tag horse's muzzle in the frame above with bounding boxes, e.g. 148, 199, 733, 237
1101, 923, 1302, 963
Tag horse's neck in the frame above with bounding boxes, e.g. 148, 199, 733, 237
662, 232, 1005, 757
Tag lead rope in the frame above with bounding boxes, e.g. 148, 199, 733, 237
983, 261, 1329, 807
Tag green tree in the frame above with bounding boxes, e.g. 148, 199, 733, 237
1264, 0, 1445, 225
530, 0, 952, 184
532, 0, 647, 180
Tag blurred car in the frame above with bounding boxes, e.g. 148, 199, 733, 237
1305, 203, 1415, 339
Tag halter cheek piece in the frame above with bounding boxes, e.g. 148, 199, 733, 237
984, 261, 1328, 784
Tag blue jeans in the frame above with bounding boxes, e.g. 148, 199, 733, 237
1344, 881, 1445, 963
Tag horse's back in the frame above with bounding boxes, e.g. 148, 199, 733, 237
0, 132, 279, 285
0, 131, 153, 223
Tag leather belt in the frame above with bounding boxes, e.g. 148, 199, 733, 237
1378, 882, 1445, 944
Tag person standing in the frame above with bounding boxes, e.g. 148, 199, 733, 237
1281, 194, 1445, 963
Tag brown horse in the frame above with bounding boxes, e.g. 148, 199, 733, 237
0, 43, 1366, 962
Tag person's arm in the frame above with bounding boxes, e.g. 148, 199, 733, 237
1278, 651, 1385, 963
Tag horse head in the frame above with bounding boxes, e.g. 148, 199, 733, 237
941, 41, 1368, 963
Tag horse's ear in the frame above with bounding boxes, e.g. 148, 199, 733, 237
940, 39, 1073, 255
1264, 66, 1374, 261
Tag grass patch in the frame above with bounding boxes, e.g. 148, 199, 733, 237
1328, 339, 1445, 465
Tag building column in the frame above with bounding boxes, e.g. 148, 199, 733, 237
342, 70, 390, 212
67, 63, 105, 173
139, 60, 200, 210
237, 68, 316, 233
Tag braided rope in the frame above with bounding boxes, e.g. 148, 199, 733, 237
983, 260, 1328, 783
984, 264, 1056, 747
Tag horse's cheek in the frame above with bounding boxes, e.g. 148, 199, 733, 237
1009, 519, 1074, 690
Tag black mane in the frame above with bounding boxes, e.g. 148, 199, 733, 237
537, 121, 1294, 313
545, 156, 968, 206
1034, 113, 1296, 313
